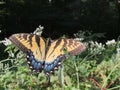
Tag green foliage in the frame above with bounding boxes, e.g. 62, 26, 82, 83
0, 31, 120, 89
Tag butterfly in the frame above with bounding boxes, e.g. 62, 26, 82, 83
9, 33, 86, 83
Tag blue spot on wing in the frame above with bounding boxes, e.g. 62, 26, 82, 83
54, 57, 60, 67
27, 50, 43, 72
29, 55, 34, 62
44, 55, 65, 73
31, 60, 35, 65
37, 62, 42, 70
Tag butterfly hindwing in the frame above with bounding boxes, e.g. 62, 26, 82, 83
44, 39, 86, 74
9, 33, 46, 72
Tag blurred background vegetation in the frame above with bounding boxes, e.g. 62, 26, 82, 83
0, 0, 120, 40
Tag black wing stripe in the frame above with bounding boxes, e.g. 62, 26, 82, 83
62, 39, 67, 51
47, 39, 62, 58
23, 34, 27, 40
53, 39, 62, 49
9, 36, 28, 53
35, 35, 43, 58
28, 34, 34, 47
35, 35, 40, 47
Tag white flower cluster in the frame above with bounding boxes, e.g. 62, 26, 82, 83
106, 39, 116, 46
0, 38, 12, 46
74, 30, 89, 41
88, 41, 105, 54
0, 38, 15, 57
33, 25, 44, 36
74, 38, 84, 41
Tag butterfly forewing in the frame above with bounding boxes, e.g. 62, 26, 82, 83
45, 39, 86, 62
9, 33, 46, 61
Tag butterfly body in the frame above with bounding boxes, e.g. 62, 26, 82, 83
9, 33, 86, 81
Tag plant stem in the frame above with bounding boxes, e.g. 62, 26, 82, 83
74, 61, 79, 90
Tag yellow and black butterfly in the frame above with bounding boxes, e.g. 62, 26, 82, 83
9, 33, 86, 82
